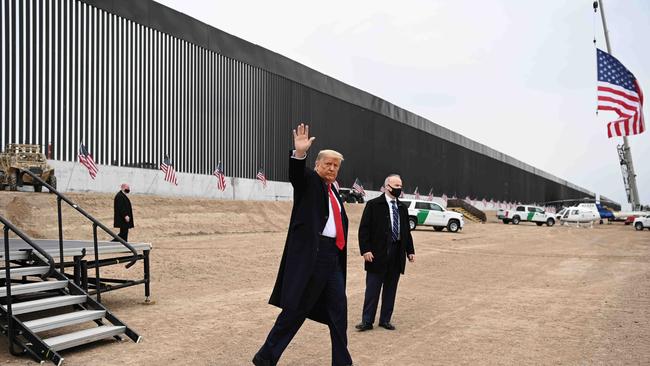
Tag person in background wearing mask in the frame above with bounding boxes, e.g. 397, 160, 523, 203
113, 183, 134, 242
355, 174, 415, 332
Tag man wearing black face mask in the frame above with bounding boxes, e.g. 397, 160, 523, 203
113, 183, 134, 242
356, 174, 415, 332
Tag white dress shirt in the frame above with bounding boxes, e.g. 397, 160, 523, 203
291, 150, 340, 238
322, 186, 341, 238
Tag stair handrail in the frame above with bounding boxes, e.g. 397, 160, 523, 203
19, 169, 139, 269
1, 215, 57, 278
1, 214, 57, 357
447, 198, 487, 222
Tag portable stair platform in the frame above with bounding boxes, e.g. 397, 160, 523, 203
0, 170, 147, 364
1, 215, 141, 365
447, 199, 487, 223
448, 207, 483, 223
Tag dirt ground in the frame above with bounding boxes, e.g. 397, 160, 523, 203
1, 191, 649, 365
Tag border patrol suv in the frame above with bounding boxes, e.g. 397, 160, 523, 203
500, 205, 555, 226
400, 199, 464, 233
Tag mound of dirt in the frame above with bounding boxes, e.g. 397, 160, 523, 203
0, 191, 367, 242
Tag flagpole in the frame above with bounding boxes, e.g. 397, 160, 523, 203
64, 161, 78, 192
146, 171, 157, 194
596, 0, 641, 210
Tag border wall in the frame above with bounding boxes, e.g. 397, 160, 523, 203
0, 0, 607, 205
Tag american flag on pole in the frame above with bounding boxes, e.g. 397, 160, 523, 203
427, 188, 433, 201
78, 143, 98, 179
160, 155, 178, 185
256, 168, 267, 188
213, 162, 227, 191
352, 178, 366, 196
596, 48, 645, 138
414, 187, 420, 200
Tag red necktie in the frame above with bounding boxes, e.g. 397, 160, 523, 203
328, 184, 346, 250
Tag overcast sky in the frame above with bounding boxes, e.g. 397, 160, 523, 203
157, 0, 649, 209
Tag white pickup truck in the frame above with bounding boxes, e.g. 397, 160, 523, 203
633, 215, 650, 231
497, 205, 556, 226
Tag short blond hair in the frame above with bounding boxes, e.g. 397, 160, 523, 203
316, 149, 344, 161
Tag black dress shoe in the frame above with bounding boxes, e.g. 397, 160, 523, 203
252, 353, 273, 366
378, 322, 396, 330
355, 322, 373, 331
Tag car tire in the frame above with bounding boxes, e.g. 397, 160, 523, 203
408, 217, 417, 230
512, 216, 520, 225
546, 218, 555, 227
34, 185, 42, 192
536, 222, 543, 226
635, 222, 644, 231
447, 219, 460, 233
433, 226, 444, 232
502, 219, 510, 224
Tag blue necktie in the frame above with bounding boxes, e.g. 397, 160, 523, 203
391, 201, 399, 242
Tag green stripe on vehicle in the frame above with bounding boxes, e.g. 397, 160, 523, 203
527, 212, 535, 221
417, 210, 429, 224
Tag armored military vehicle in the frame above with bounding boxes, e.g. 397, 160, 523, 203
0, 144, 56, 192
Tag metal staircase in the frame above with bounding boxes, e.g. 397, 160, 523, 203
1, 216, 141, 365
447, 198, 487, 223
447, 207, 483, 223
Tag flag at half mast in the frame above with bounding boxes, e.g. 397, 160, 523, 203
596, 48, 645, 138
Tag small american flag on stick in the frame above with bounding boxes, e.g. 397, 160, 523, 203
78, 143, 98, 179
160, 155, 178, 185
352, 178, 366, 196
256, 168, 267, 188
213, 162, 227, 191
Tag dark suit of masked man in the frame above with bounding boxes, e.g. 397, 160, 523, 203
356, 174, 415, 332
113, 183, 134, 242
254, 124, 353, 366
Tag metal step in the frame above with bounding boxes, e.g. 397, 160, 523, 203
0, 280, 68, 297
1, 295, 86, 315
43, 325, 126, 351
24, 310, 106, 333
0, 251, 29, 261
0, 266, 50, 278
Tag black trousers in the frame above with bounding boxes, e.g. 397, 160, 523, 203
258, 237, 352, 366
111, 227, 129, 242
361, 242, 401, 325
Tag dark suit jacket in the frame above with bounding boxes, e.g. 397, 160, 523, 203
114, 191, 134, 229
269, 152, 348, 324
358, 194, 414, 274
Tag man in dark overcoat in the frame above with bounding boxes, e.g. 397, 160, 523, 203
113, 183, 133, 242
356, 174, 415, 332
253, 124, 353, 366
